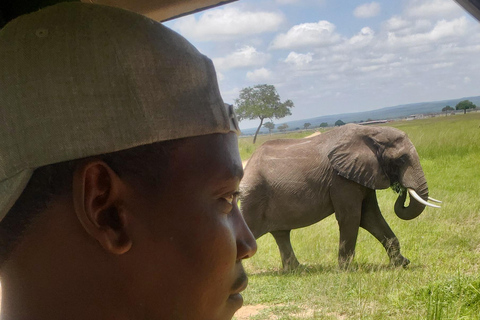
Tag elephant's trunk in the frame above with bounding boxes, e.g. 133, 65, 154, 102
393, 165, 429, 220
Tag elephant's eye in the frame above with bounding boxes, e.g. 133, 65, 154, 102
396, 155, 408, 164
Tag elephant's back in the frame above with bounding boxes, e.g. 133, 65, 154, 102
251, 137, 322, 161
243, 136, 331, 185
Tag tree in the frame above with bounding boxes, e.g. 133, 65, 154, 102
455, 100, 477, 114
303, 122, 311, 130
235, 84, 294, 143
335, 119, 345, 126
319, 122, 328, 128
442, 105, 454, 116
278, 123, 289, 132
263, 121, 275, 135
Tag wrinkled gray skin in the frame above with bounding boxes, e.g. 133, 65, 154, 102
240, 124, 429, 270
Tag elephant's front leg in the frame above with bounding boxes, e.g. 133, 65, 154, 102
271, 230, 300, 271
360, 190, 410, 267
331, 176, 363, 269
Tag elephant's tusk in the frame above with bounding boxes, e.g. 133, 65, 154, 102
428, 196, 442, 203
407, 189, 441, 208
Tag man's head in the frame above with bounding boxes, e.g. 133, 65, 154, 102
0, 3, 256, 320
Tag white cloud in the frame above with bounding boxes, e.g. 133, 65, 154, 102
383, 18, 432, 36
384, 16, 409, 31
354, 2, 381, 18
438, 44, 480, 55
246, 68, 272, 82
171, 7, 284, 41
405, 0, 463, 18
430, 17, 468, 39
276, 0, 327, 5
432, 62, 454, 68
213, 46, 271, 71
270, 20, 342, 49
464, 76, 471, 84
284, 52, 314, 67
327, 27, 375, 54
348, 27, 375, 46
386, 17, 468, 48
276, 0, 300, 4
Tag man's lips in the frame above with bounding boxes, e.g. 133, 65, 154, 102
230, 271, 248, 295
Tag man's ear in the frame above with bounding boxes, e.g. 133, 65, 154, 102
72, 160, 132, 255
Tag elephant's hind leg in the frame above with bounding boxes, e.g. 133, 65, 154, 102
271, 230, 300, 271
360, 190, 410, 267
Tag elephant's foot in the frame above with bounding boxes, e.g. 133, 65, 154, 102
271, 230, 300, 272
390, 255, 410, 267
282, 257, 300, 271
385, 239, 409, 267
338, 254, 355, 270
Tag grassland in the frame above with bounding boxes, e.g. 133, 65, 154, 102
235, 113, 480, 320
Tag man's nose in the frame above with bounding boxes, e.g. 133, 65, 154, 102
235, 210, 257, 260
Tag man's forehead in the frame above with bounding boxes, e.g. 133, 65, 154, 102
171, 133, 242, 176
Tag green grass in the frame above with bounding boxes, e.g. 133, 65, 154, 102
235, 113, 480, 320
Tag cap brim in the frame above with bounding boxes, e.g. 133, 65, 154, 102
0, 169, 34, 222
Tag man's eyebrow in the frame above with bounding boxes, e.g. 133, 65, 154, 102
220, 161, 243, 182
213, 163, 244, 196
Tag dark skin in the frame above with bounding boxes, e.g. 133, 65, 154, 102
0, 132, 257, 320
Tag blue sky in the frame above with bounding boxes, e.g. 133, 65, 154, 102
165, 0, 480, 129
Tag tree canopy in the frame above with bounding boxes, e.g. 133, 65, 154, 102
442, 105, 454, 116
319, 122, 328, 128
455, 100, 477, 114
278, 123, 289, 132
235, 84, 294, 143
303, 122, 311, 129
263, 121, 275, 134
335, 119, 346, 126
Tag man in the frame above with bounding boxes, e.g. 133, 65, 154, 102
0, 3, 256, 320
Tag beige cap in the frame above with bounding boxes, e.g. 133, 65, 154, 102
0, 3, 240, 221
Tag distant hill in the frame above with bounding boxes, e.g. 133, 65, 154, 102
240, 96, 480, 135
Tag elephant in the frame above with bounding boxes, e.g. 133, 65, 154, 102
239, 123, 441, 270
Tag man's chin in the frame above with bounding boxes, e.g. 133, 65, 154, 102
228, 291, 244, 307
224, 293, 244, 320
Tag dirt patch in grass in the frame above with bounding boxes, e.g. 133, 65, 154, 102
234, 304, 267, 319
303, 131, 321, 138
235, 304, 347, 319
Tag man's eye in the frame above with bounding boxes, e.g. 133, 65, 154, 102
224, 195, 234, 205
222, 191, 241, 206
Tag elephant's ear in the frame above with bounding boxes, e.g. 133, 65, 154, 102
327, 125, 390, 189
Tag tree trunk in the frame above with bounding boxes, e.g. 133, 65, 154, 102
253, 118, 264, 144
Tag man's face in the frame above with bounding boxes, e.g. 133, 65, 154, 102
125, 132, 257, 320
